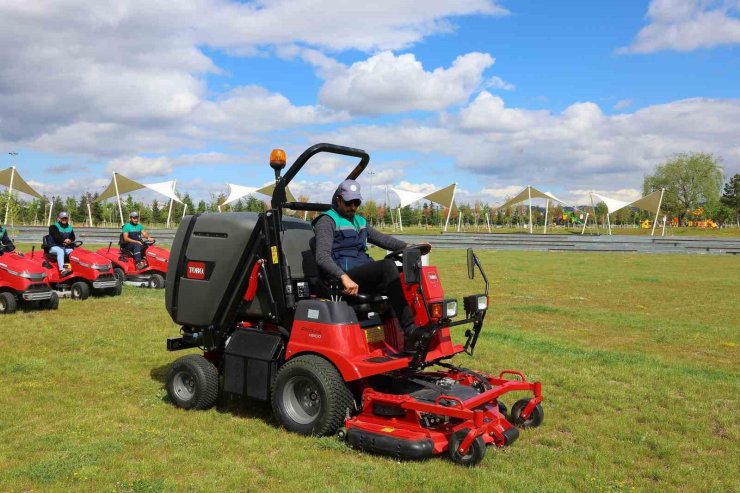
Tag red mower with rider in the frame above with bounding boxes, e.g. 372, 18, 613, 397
163, 144, 544, 466
0, 224, 58, 314
24, 211, 120, 299
96, 211, 169, 289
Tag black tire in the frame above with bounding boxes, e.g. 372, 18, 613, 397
41, 291, 59, 310
271, 355, 354, 437
113, 267, 126, 284
105, 282, 123, 296
166, 354, 219, 410
510, 398, 544, 428
497, 401, 508, 417
148, 273, 165, 289
0, 292, 17, 314
70, 281, 90, 300
448, 428, 486, 467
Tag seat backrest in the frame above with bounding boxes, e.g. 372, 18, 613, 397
41, 234, 53, 252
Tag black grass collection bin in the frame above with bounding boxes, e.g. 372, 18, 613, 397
223, 329, 284, 401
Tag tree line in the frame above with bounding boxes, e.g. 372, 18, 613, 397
1, 152, 737, 229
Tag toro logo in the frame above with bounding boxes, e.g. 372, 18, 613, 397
186, 261, 206, 280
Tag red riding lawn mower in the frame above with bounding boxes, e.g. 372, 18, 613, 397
163, 143, 544, 466
96, 238, 169, 289
0, 249, 59, 314
25, 238, 121, 299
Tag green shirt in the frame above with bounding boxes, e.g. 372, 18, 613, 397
122, 223, 143, 233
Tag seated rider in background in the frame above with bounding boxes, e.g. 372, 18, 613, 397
121, 211, 153, 270
312, 179, 432, 351
0, 223, 16, 255
48, 211, 75, 277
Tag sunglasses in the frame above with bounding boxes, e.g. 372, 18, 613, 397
342, 198, 361, 207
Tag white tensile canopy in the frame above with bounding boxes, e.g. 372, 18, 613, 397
220, 183, 297, 209
494, 185, 572, 234
94, 172, 183, 226
0, 166, 45, 224
388, 183, 458, 232
590, 189, 665, 236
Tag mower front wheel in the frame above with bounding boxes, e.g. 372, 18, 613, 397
166, 355, 219, 410
272, 355, 354, 437
510, 398, 544, 428
448, 428, 486, 467
113, 267, 126, 284
41, 292, 59, 310
0, 292, 17, 314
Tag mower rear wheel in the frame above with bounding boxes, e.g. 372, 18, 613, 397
510, 398, 544, 428
148, 273, 165, 289
0, 292, 17, 314
113, 267, 126, 284
448, 428, 486, 467
71, 281, 90, 300
41, 292, 59, 310
166, 354, 219, 410
272, 355, 354, 437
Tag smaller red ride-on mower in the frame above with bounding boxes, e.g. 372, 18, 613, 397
26, 238, 121, 299
96, 239, 169, 289
163, 144, 544, 466
0, 250, 59, 314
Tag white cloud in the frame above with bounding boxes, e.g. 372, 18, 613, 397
107, 156, 173, 179
315, 96, 740, 192
2, 1, 502, 160
318, 51, 495, 115
486, 76, 515, 91
619, 0, 740, 53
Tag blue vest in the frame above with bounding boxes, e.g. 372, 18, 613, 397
317, 208, 373, 272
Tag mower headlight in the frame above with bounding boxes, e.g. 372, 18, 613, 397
445, 299, 457, 318
464, 294, 488, 314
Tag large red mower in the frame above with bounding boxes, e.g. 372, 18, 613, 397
163, 143, 543, 466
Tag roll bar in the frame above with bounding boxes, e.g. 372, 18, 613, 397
271, 143, 369, 210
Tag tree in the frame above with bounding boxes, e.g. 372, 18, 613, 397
720, 174, 739, 227
643, 153, 724, 223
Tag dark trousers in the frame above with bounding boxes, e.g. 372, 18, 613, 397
346, 259, 415, 333
123, 242, 145, 262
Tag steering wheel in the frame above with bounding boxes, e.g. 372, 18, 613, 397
384, 243, 431, 260
143, 239, 156, 246
70, 240, 84, 248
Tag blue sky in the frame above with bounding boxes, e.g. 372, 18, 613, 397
1, 0, 738, 207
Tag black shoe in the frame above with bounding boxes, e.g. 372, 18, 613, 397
59, 269, 72, 277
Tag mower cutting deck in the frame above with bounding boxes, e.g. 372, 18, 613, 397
163, 143, 543, 466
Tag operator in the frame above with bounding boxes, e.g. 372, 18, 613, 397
48, 211, 75, 277
0, 223, 16, 255
121, 211, 153, 270
313, 179, 431, 350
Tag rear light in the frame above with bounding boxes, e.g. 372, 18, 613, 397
430, 300, 457, 319
430, 302, 443, 319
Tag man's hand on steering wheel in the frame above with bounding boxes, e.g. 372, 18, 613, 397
340, 273, 359, 296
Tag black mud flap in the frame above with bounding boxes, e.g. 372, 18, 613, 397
347, 428, 434, 461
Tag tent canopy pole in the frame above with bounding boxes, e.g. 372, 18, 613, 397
113, 173, 124, 226
4, 167, 15, 224
651, 188, 664, 236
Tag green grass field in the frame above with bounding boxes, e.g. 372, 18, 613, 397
0, 249, 738, 492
